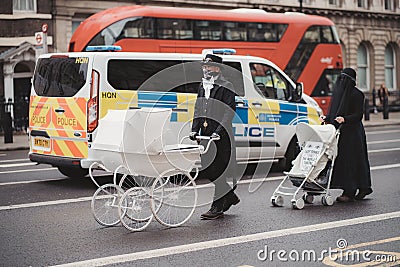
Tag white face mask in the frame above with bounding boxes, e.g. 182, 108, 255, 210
203, 68, 220, 80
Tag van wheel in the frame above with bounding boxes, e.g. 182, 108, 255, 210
58, 166, 89, 178
278, 137, 300, 171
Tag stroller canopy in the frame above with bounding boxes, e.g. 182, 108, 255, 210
296, 123, 336, 146
92, 108, 173, 155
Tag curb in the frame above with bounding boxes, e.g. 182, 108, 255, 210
364, 121, 400, 127
0, 146, 30, 151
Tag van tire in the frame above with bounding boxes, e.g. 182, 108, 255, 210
278, 136, 300, 171
58, 166, 89, 178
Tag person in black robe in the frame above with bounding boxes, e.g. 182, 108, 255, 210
189, 54, 240, 219
323, 68, 373, 202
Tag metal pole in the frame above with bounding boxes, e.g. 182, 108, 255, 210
364, 97, 370, 121
383, 94, 389, 119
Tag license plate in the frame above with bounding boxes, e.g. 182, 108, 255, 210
32, 137, 51, 152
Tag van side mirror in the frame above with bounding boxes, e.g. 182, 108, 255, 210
291, 82, 303, 102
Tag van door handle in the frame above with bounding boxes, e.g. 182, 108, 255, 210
172, 108, 188, 112
252, 102, 262, 107
235, 100, 245, 106
55, 107, 65, 113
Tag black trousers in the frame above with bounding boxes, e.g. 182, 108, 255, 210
200, 137, 234, 205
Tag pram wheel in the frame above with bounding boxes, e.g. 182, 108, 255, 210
271, 195, 284, 207
119, 187, 153, 232
321, 195, 334, 206
91, 184, 125, 226
291, 198, 305, 210
151, 170, 198, 228
303, 194, 314, 204
119, 174, 155, 191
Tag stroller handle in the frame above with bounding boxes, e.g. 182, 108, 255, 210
196, 135, 220, 141
180, 135, 220, 155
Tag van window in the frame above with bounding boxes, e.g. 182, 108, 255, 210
250, 63, 291, 101
108, 59, 196, 93
33, 57, 89, 97
107, 59, 245, 96
223, 61, 244, 96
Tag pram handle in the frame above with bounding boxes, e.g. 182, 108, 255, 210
180, 135, 220, 155
196, 135, 220, 141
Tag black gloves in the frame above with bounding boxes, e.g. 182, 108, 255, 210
189, 132, 199, 141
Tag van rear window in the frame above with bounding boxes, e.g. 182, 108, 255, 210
33, 57, 88, 97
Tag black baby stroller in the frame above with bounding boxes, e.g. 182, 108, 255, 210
271, 122, 340, 209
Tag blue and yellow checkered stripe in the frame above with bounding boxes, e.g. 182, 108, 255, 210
233, 98, 319, 126
104, 91, 319, 125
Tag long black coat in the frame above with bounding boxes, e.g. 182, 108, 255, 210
191, 76, 237, 185
328, 87, 371, 192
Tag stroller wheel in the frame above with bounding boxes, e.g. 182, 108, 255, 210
291, 198, 305, 210
303, 194, 314, 204
271, 195, 284, 207
91, 184, 125, 227
119, 187, 153, 232
321, 195, 334, 206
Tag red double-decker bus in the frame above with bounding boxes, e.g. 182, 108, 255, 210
69, 5, 343, 113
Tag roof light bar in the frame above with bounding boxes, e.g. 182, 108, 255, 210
85, 45, 122, 52
202, 48, 237, 55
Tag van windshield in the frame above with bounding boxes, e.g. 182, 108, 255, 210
33, 57, 89, 97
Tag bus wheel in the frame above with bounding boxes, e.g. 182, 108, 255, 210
278, 137, 300, 171
58, 166, 89, 178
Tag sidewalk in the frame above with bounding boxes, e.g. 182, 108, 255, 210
1, 112, 400, 151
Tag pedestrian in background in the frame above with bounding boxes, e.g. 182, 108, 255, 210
190, 54, 240, 219
323, 68, 373, 202
378, 83, 389, 106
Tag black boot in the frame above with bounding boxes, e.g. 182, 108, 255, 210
222, 191, 240, 212
201, 200, 224, 220
355, 188, 373, 200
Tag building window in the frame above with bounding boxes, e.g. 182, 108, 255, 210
329, 0, 337, 5
384, 0, 394, 10
357, 0, 366, 8
13, 0, 36, 12
385, 45, 396, 90
357, 44, 369, 91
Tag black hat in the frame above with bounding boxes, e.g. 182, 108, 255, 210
341, 68, 356, 82
201, 54, 223, 66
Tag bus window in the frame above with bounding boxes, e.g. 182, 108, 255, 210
88, 17, 155, 46
156, 18, 193, 40
312, 69, 341, 97
247, 23, 288, 42
117, 17, 154, 39
321, 26, 333, 43
223, 22, 247, 41
303, 26, 320, 43
303, 25, 337, 44
194, 20, 222, 40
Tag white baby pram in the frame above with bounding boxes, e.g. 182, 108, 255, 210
271, 122, 340, 209
87, 108, 216, 231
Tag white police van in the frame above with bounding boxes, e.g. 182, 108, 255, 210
29, 47, 322, 177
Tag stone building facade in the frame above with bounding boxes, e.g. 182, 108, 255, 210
0, 0, 399, 104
